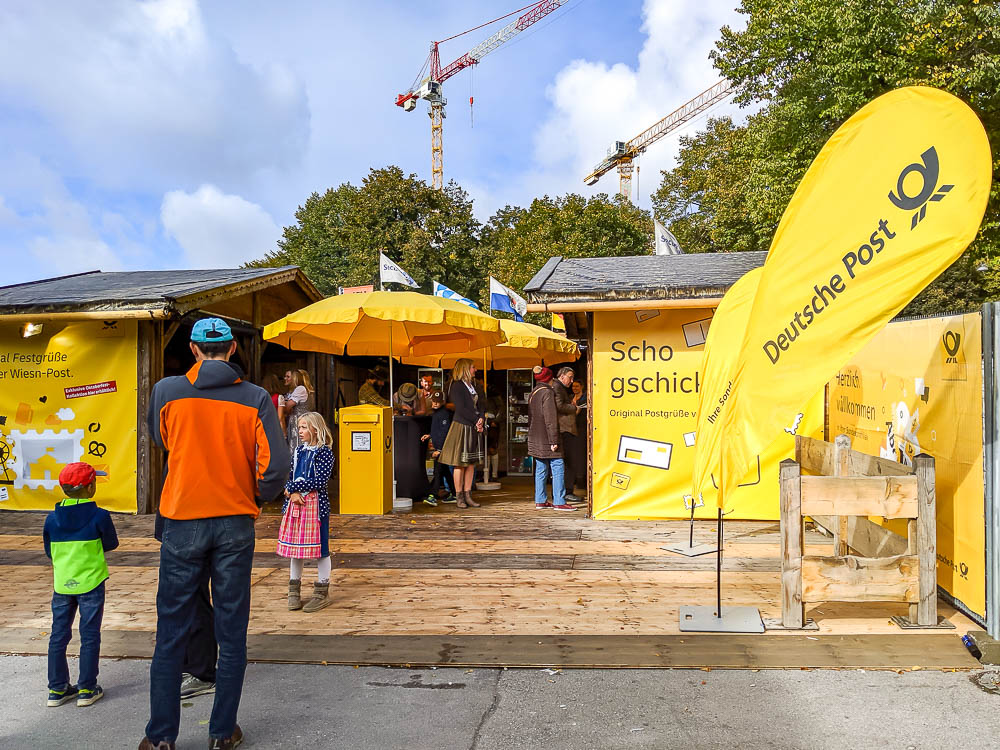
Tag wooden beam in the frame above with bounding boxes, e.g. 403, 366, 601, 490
795, 435, 912, 478
135, 321, 162, 515
248, 292, 262, 386
800, 476, 919, 519
586, 313, 594, 517
810, 515, 908, 557
161, 320, 182, 352
526, 298, 722, 313
801, 554, 920, 603
0, 309, 171, 322
833, 435, 851, 555
795, 435, 835, 476
914, 454, 937, 626
779, 459, 804, 628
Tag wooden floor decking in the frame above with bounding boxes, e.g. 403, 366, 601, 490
0, 480, 981, 668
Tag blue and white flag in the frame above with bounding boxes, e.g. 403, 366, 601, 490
433, 280, 479, 309
489, 277, 526, 322
379, 252, 418, 288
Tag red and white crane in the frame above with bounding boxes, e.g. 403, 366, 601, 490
396, 0, 570, 189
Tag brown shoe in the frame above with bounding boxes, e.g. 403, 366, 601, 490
288, 579, 302, 611
138, 739, 175, 750
464, 491, 480, 507
208, 724, 243, 749
302, 582, 332, 613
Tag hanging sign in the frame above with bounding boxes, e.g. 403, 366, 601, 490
0, 320, 138, 513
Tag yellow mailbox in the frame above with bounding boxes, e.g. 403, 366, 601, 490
338, 405, 392, 515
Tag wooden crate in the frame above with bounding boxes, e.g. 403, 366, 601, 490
780, 435, 937, 628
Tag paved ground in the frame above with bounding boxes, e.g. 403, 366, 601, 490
3, 656, 999, 749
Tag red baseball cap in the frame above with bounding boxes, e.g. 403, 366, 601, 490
58, 462, 107, 489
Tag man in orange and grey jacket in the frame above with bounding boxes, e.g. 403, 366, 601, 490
139, 318, 290, 750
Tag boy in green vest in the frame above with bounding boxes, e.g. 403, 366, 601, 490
43, 462, 119, 708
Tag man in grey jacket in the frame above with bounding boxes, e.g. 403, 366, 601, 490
527, 367, 576, 511
551, 367, 582, 503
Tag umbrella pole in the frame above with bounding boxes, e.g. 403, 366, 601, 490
389, 321, 396, 501
483, 351, 489, 484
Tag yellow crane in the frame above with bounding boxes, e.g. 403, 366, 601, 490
584, 80, 733, 200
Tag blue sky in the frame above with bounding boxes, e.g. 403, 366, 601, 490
0, 0, 745, 285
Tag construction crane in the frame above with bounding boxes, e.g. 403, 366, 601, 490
396, 0, 570, 189
584, 80, 733, 200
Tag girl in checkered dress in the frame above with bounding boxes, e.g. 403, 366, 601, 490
277, 412, 334, 613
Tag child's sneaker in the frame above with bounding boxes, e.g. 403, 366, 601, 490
423, 495, 438, 507
47, 684, 79, 707
76, 685, 104, 707
441, 494, 457, 504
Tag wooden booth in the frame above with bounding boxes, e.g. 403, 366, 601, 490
0, 266, 326, 515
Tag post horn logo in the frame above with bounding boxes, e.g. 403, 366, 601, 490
888, 146, 954, 229
943, 330, 961, 363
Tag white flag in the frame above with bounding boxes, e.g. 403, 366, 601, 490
654, 219, 683, 256
379, 253, 418, 288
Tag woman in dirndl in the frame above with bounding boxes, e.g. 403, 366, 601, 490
276, 412, 334, 613
440, 358, 485, 509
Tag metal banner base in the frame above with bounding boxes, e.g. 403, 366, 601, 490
475, 482, 501, 491
889, 615, 957, 630
762, 618, 820, 631
679, 605, 765, 633
660, 543, 719, 557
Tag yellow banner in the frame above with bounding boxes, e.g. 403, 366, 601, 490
692, 267, 762, 508
722, 87, 993, 496
0, 320, 138, 513
828, 312, 985, 618
591, 309, 822, 520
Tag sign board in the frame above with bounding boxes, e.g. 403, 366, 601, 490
0, 320, 138, 513
590, 308, 823, 520
827, 311, 985, 618
340, 285, 374, 295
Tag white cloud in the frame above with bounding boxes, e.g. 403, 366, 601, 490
30, 236, 122, 274
161, 184, 281, 268
525, 0, 745, 208
0, 0, 310, 190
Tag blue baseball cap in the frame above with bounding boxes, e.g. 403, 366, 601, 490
191, 317, 234, 343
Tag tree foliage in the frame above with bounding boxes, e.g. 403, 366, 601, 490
653, 0, 1000, 313
478, 193, 653, 306
249, 166, 481, 299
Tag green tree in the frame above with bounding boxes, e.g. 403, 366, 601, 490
479, 193, 653, 307
250, 166, 482, 299
653, 0, 1000, 312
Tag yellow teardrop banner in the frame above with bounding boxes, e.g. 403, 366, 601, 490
720, 86, 992, 498
691, 267, 762, 507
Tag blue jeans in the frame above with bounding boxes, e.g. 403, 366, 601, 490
534, 457, 566, 505
145, 515, 255, 744
48, 581, 105, 690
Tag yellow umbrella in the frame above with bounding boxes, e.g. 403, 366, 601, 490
262, 291, 505, 357
402, 318, 579, 369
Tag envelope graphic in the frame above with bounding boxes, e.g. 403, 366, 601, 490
617, 435, 672, 471
611, 472, 631, 490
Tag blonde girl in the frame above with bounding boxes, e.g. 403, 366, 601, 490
284, 369, 316, 452
276, 412, 335, 612
439, 358, 485, 509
